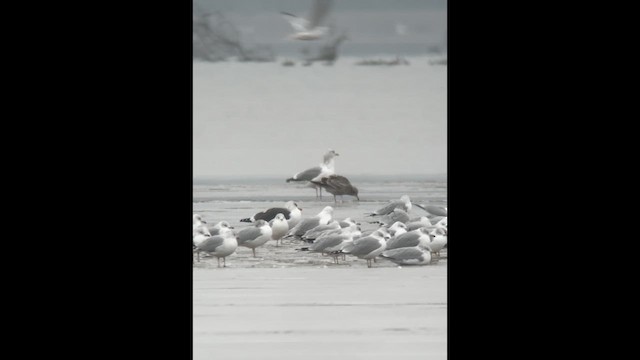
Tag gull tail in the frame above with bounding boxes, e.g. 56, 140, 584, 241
240, 217, 253, 223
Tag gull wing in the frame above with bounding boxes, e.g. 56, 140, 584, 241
196, 236, 225, 253
281, 11, 309, 32
237, 226, 264, 245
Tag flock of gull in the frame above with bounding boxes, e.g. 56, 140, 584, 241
193, 149, 447, 269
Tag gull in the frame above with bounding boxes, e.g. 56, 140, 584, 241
414, 204, 448, 217
370, 208, 410, 226
281, 0, 333, 41
236, 220, 273, 258
193, 214, 207, 235
425, 226, 448, 256
406, 216, 433, 231
240, 201, 302, 228
385, 228, 433, 251
301, 220, 341, 242
387, 221, 408, 237
310, 174, 359, 203
338, 217, 360, 228
193, 226, 212, 248
193, 214, 206, 227
269, 213, 289, 246
309, 225, 361, 264
366, 195, 412, 216
380, 246, 432, 266
283, 206, 334, 240
341, 228, 390, 268
286, 149, 339, 199
195, 228, 238, 267
206, 221, 235, 236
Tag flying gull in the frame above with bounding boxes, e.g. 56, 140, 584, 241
281, 0, 333, 40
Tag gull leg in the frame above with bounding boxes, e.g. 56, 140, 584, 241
197, 251, 200, 262
217, 257, 220, 267
252, 248, 256, 258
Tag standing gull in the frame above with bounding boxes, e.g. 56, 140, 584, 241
236, 220, 273, 258
341, 228, 389, 268
195, 228, 238, 267
311, 174, 359, 203
281, 0, 333, 40
309, 225, 361, 264
269, 213, 289, 246
286, 149, 339, 199
426, 226, 448, 256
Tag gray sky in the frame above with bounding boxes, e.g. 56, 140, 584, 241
193, 0, 447, 180
195, 0, 447, 56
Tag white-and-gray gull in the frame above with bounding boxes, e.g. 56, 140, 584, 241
193, 214, 207, 236
387, 221, 408, 237
193, 226, 212, 248
380, 246, 432, 266
281, 0, 333, 40
309, 225, 361, 264
366, 195, 412, 216
286, 149, 339, 199
405, 216, 433, 231
236, 220, 273, 258
385, 227, 433, 251
341, 228, 389, 268
370, 208, 411, 227
195, 227, 238, 266
206, 221, 235, 236
269, 213, 289, 246
301, 220, 341, 242
414, 204, 448, 217
283, 206, 334, 240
